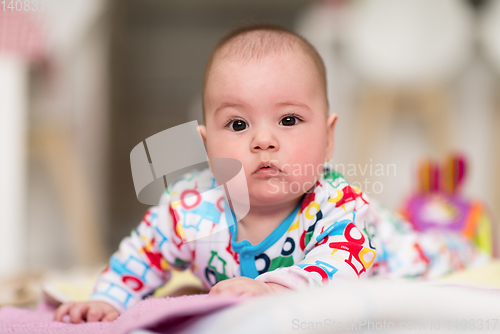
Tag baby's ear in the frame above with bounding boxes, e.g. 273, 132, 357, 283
197, 125, 207, 144
325, 113, 338, 161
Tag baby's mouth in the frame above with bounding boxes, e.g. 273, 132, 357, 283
253, 162, 282, 175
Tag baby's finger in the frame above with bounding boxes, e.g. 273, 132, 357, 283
101, 310, 119, 322
86, 307, 104, 322
207, 285, 231, 297
69, 303, 89, 324
209, 280, 233, 294
216, 288, 243, 297
207, 290, 217, 298
207, 289, 226, 298
207, 286, 223, 297
239, 291, 258, 298
53, 302, 74, 322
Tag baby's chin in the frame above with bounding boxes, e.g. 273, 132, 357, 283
247, 181, 306, 207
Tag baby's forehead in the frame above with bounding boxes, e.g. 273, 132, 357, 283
202, 28, 328, 116
214, 32, 313, 67
210, 50, 314, 77
207, 38, 323, 91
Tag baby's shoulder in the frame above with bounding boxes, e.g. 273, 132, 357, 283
304, 168, 370, 219
316, 169, 359, 195
167, 168, 215, 194
292, 170, 372, 246
154, 168, 218, 207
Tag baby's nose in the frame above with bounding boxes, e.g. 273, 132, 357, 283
251, 131, 279, 151
253, 143, 276, 150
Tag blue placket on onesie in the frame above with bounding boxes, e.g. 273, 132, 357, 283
223, 199, 301, 279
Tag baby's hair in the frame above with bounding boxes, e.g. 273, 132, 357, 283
202, 23, 328, 122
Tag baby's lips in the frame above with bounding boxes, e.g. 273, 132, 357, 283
253, 161, 283, 174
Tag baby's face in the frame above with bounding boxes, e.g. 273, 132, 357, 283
200, 51, 336, 208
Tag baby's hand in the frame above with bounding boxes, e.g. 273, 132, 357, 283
208, 277, 288, 298
53, 301, 120, 323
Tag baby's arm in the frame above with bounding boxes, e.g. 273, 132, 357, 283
54, 193, 193, 323
255, 185, 376, 290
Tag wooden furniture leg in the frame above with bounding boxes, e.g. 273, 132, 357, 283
418, 87, 453, 157
354, 86, 397, 177
30, 124, 106, 266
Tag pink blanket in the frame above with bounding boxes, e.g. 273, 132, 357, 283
0, 294, 242, 334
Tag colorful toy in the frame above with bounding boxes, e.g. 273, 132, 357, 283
402, 154, 496, 256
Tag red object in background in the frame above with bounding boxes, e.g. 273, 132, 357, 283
0, 10, 46, 61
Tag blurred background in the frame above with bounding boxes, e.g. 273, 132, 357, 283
1, 0, 499, 284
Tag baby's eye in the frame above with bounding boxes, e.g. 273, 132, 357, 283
228, 119, 248, 131
280, 115, 301, 126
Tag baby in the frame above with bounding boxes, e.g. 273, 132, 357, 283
54, 24, 486, 323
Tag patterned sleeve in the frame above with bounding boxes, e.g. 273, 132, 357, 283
255, 182, 377, 290
89, 192, 193, 313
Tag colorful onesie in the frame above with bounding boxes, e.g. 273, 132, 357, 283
89, 168, 487, 313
